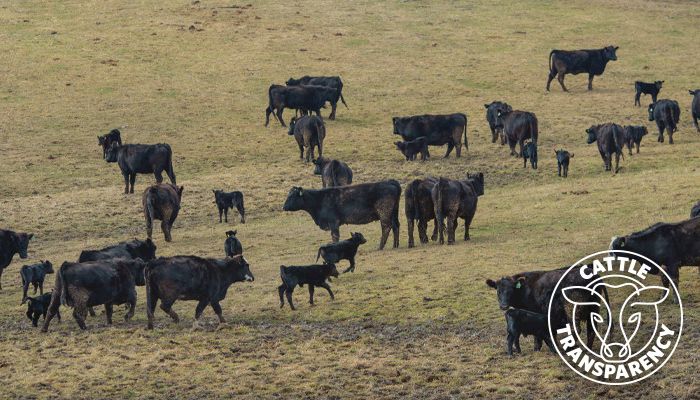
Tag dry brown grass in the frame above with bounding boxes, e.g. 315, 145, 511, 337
1, 0, 699, 398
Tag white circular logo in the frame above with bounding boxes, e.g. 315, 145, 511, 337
548, 250, 683, 385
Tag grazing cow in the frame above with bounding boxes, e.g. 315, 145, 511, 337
288, 115, 326, 162
212, 190, 246, 224
622, 125, 648, 155
405, 177, 438, 248
494, 109, 538, 157
78, 238, 157, 262
145, 255, 253, 329
649, 100, 681, 144
105, 143, 176, 194
283, 181, 401, 249
313, 157, 353, 188
286, 76, 348, 120
484, 101, 512, 144
26, 293, 58, 327
224, 230, 243, 257
0, 229, 33, 291
41, 258, 147, 331
546, 46, 618, 91
143, 183, 184, 242
691, 201, 700, 218
316, 232, 367, 273
522, 141, 538, 169
20, 261, 53, 303
278, 264, 339, 310
265, 84, 337, 127
392, 113, 468, 158
395, 137, 429, 161
634, 81, 663, 106
586, 123, 624, 174
610, 217, 700, 297
554, 149, 574, 178
432, 173, 484, 245
504, 308, 556, 356
98, 128, 122, 159
486, 266, 608, 348
690, 89, 700, 132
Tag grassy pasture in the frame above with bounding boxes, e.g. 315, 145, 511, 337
0, 0, 699, 398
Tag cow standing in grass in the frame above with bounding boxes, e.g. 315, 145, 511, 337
313, 157, 353, 187
143, 183, 184, 242
586, 123, 624, 174
634, 81, 663, 106
0, 229, 33, 291
265, 84, 337, 127
285, 76, 348, 120
105, 142, 176, 194
622, 125, 648, 155
289, 115, 326, 162
98, 128, 122, 159
79, 239, 157, 262
283, 181, 401, 249
484, 101, 512, 144
405, 177, 438, 248
546, 46, 618, 91
690, 90, 700, 132
392, 113, 468, 158
20, 261, 53, 303
432, 173, 484, 245
649, 99, 681, 144
494, 109, 538, 157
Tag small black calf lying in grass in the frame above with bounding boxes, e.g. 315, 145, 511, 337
224, 230, 243, 257
26, 292, 59, 327
505, 308, 555, 356
316, 232, 366, 273
20, 260, 53, 303
278, 264, 339, 310
554, 149, 573, 177
395, 137, 429, 161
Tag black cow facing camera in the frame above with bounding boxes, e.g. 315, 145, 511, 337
395, 137, 429, 161
278, 264, 339, 310
522, 141, 537, 169
634, 81, 663, 106
316, 232, 366, 273
224, 230, 243, 257
504, 308, 556, 356
26, 292, 58, 327
554, 149, 573, 177
98, 128, 122, 159
213, 190, 245, 224
20, 260, 53, 303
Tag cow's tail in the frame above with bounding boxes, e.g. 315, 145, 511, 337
530, 115, 539, 145
390, 179, 401, 233
58, 263, 71, 307
435, 178, 448, 236
329, 162, 340, 187
146, 186, 158, 222
145, 264, 157, 325
266, 85, 274, 112
164, 144, 176, 184
548, 50, 556, 73
461, 113, 468, 150
409, 180, 422, 222
340, 92, 348, 108
613, 127, 623, 160
315, 247, 323, 263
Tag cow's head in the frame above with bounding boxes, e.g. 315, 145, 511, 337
467, 172, 485, 196
288, 117, 297, 135
13, 232, 33, 259
177, 186, 184, 200
586, 126, 598, 144
689, 89, 700, 97
486, 276, 526, 310
604, 45, 619, 61
132, 238, 157, 261
493, 108, 513, 130
313, 157, 327, 175
350, 232, 367, 245
323, 263, 340, 278
648, 103, 656, 121
235, 256, 254, 282
639, 126, 649, 138
41, 261, 54, 274
283, 187, 306, 211
105, 142, 120, 162
285, 77, 301, 86
654, 80, 664, 89
226, 230, 237, 238
392, 117, 402, 135
394, 141, 407, 152
124, 258, 147, 286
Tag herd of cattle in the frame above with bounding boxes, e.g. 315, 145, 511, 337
1, 46, 700, 358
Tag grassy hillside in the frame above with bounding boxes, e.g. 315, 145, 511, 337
0, 0, 699, 398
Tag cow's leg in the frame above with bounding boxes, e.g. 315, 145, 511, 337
73, 308, 88, 330
430, 221, 438, 242
21, 281, 29, 302
509, 141, 517, 157
223, 208, 228, 223
507, 333, 514, 356
276, 108, 286, 127
391, 213, 400, 249
668, 127, 674, 144
88, 307, 96, 317
636, 141, 640, 154
278, 284, 286, 308
41, 292, 61, 332
31, 282, 37, 294
587, 73, 594, 91
210, 301, 225, 323
146, 290, 158, 329
407, 217, 416, 248
444, 142, 454, 158
218, 207, 223, 223
122, 172, 130, 194
546, 69, 556, 91
154, 169, 164, 184
105, 304, 113, 325
417, 220, 429, 244
544, 336, 556, 353
534, 337, 543, 351
129, 173, 136, 194
329, 101, 337, 120
658, 125, 665, 143
518, 140, 524, 157
557, 72, 568, 92
194, 299, 208, 322
331, 226, 340, 243
514, 336, 522, 353
564, 164, 569, 177
124, 289, 136, 321
634, 91, 641, 107
437, 215, 445, 245
265, 106, 272, 127
161, 219, 172, 242
446, 217, 456, 245
308, 285, 315, 305
160, 299, 180, 323
558, 163, 562, 177
285, 287, 296, 310
378, 221, 391, 250
693, 113, 699, 132
145, 214, 153, 240
344, 257, 356, 273
586, 309, 596, 348
614, 153, 620, 174
39, 280, 44, 295
297, 142, 304, 160
319, 282, 334, 300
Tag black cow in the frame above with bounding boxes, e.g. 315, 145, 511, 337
20, 260, 53, 303
692, 201, 700, 218
622, 125, 648, 155
486, 266, 608, 348
392, 113, 468, 158
316, 232, 366, 273
634, 81, 663, 106
78, 238, 157, 262
213, 190, 245, 224
586, 123, 624, 174
313, 157, 353, 188
98, 128, 122, 159
504, 308, 556, 356
145, 255, 253, 329
42, 258, 147, 331
522, 141, 537, 169
494, 110, 538, 157
432, 173, 484, 245
286, 76, 348, 120
278, 264, 339, 310
105, 143, 176, 194
546, 46, 618, 91
143, 183, 183, 242
265, 84, 337, 127
395, 137, 429, 161
283, 181, 401, 249
405, 177, 438, 248
0, 229, 33, 291
690, 89, 700, 132
649, 100, 681, 144
554, 149, 574, 178
288, 115, 326, 162
26, 293, 58, 327
610, 217, 700, 297
484, 101, 512, 144
224, 230, 243, 257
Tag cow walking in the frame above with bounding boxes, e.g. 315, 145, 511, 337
265, 84, 337, 127
554, 149, 573, 177
432, 173, 484, 245
278, 264, 339, 310
0, 229, 33, 291
143, 183, 184, 242
547, 46, 618, 91
405, 177, 438, 248
105, 143, 176, 194
634, 81, 663, 106
288, 115, 326, 162
622, 125, 648, 155
494, 109, 538, 157
286, 76, 348, 120
649, 100, 681, 144
212, 190, 245, 224
20, 261, 53, 303
392, 113, 468, 158
313, 157, 353, 187
586, 123, 624, 174
98, 128, 122, 159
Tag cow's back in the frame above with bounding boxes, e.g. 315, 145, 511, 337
147, 256, 214, 299
504, 111, 537, 142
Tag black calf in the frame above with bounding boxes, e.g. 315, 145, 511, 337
395, 137, 429, 161
20, 261, 53, 303
278, 264, 339, 310
316, 232, 366, 273
634, 81, 663, 106
505, 308, 555, 356
26, 293, 59, 327
554, 149, 573, 177
522, 141, 537, 169
213, 190, 245, 224
224, 230, 243, 257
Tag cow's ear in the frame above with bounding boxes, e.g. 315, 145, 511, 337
484, 104, 490, 109
298, 188, 303, 196
570, 153, 574, 158
232, 230, 237, 236
515, 276, 526, 289
614, 46, 619, 50
485, 279, 496, 289
28, 233, 34, 240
